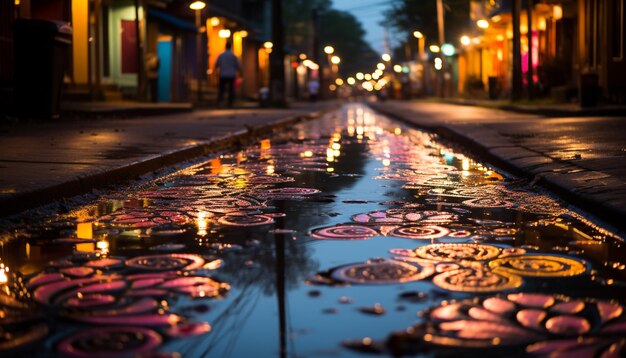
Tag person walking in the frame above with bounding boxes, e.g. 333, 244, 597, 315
214, 42, 241, 107
307, 77, 320, 102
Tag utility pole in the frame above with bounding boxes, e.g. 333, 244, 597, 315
134, 0, 145, 100
269, 0, 286, 106
436, 0, 445, 97
195, 8, 203, 102
312, 8, 321, 99
512, 0, 523, 101
436, 0, 444, 45
527, 0, 534, 101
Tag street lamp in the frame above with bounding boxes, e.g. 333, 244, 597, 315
324, 46, 334, 54
441, 43, 455, 57
330, 55, 340, 78
381, 53, 391, 62
413, 31, 425, 60
189, 1, 205, 10
190, 1, 207, 102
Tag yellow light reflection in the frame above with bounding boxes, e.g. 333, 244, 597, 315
0, 263, 8, 284
197, 212, 208, 236
76, 242, 95, 253
382, 159, 391, 166
462, 159, 470, 171
260, 139, 271, 160
210, 158, 222, 175
331, 143, 341, 150
236, 152, 245, 164
76, 222, 93, 239
301, 151, 313, 158
394, 128, 402, 135
97, 240, 109, 255
266, 165, 275, 175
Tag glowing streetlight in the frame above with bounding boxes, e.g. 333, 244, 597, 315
381, 53, 391, 62
335, 78, 344, 86
331, 55, 341, 64
393, 64, 402, 73
477, 19, 489, 29
189, 1, 206, 10
413, 30, 425, 61
441, 43, 455, 56
356, 72, 364, 80
239, 30, 248, 38
210, 17, 220, 26
264, 41, 273, 49
347, 77, 356, 85
460, 35, 471, 46
553, 5, 563, 20
376, 63, 385, 70
299, 53, 307, 60
190, 1, 207, 102
434, 57, 443, 70
429, 45, 440, 53
324, 46, 334, 54
218, 29, 231, 38
364, 73, 372, 81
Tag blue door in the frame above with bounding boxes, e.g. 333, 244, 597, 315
157, 39, 173, 102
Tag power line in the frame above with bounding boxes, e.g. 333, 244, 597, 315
340, 0, 400, 12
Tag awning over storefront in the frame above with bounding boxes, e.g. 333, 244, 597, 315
147, 8, 198, 32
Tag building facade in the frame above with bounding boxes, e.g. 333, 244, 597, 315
3, 0, 274, 106
457, 0, 626, 103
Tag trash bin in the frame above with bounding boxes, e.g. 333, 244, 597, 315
14, 19, 72, 119
488, 76, 498, 100
579, 73, 598, 108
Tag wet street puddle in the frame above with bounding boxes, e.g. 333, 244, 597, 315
0, 104, 624, 357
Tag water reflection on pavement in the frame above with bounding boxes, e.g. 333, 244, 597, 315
0, 104, 624, 357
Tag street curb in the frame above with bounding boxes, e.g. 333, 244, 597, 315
0, 105, 339, 217
368, 102, 626, 233
438, 98, 626, 118
60, 104, 194, 119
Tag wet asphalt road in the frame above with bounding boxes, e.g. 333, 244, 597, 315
0, 104, 625, 357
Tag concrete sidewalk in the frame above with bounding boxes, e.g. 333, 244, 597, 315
440, 98, 626, 117
0, 101, 339, 216
369, 100, 626, 233
60, 101, 194, 118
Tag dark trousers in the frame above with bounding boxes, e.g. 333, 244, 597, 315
148, 78, 158, 102
217, 77, 236, 106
